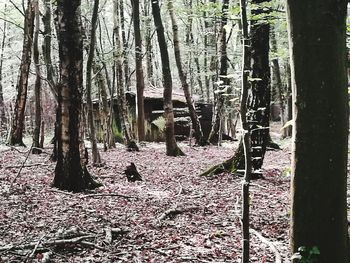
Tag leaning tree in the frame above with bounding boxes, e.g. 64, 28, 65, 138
288, 0, 349, 261
53, 0, 101, 192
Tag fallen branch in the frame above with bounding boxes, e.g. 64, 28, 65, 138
250, 228, 282, 263
158, 205, 199, 221
4, 163, 51, 169
0, 235, 99, 253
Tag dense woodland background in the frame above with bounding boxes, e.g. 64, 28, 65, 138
0, 0, 349, 262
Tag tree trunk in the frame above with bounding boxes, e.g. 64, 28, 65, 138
239, 0, 252, 261
270, 28, 286, 136
287, 0, 349, 261
132, 0, 146, 141
201, 0, 271, 178
86, 0, 102, 165
113, 0, 138, 151
96, 26, 115, 149
8, 0, 35, 146
167, 0, 208, 146
285, 61, 292, 137
151, 0, 184, 157
53, 0, 101, 192
119, 0, 130, 90
0, 10, 7, 136
144, 0, 155, 87
208, 0, 229, 144
32, 0, 42, 154
42, 0, 58, 101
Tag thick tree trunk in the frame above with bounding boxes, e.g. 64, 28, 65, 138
8, 0, 35, 146
53, 0, 101, 192
132, 0, 146, 141
167, 0, 208, 146
152, 0, 184, 156
32, 0, 42, 154
287, 0, 349, 261
86, 0, 102, 165
201, 0, 271, 178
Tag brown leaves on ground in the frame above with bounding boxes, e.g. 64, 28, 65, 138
0, 141, 291, 262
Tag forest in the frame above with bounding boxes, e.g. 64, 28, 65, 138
0, 0, 349, 262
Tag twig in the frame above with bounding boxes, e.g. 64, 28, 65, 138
250, 228, 282, 263
24, 235, 45, 262
9, 144, 33, 189
80, 241, 107, 251
81, 193, 136, 199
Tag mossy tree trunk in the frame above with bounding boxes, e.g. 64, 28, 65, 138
53, 0, 101, 192
287, 0, 349, 261
201, 0, 271, 177
152, 0, 184, 156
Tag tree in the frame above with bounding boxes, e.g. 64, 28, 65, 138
0, 9, 7, 136
86, 0, 102, 165
132, 0, 146, 141
53, 0, 101, 192
287, 0, 349, 261
167, 0, 208, 146
113, 0, 139, 151
201, 0, 272, 177
8, 0, 35, 146
208, 0, 230, 144
152, 0, 184, 156
32, 0, 42, 154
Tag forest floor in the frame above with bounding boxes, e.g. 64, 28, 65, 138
0, 133, 292, 262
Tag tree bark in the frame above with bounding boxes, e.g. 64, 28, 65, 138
42, 0, 58, 101
270, 28, 286, 137
132, 0, 146, 141
151, 0, 184, 156
144, 0, 155, 87
113, 0, 138, 151
86, 0, 102, 165
287, 0, 349, 261
201, 0, 272, 178
0, 10, 7, 136
167, 0, 208, 146
53, 0, 101, 192
239, 0, 252, 261
8, 0, 35, 146
208, 0, 229, 144
32, 0, 42, 154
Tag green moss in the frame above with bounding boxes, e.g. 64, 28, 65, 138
112, 120, 124, 143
